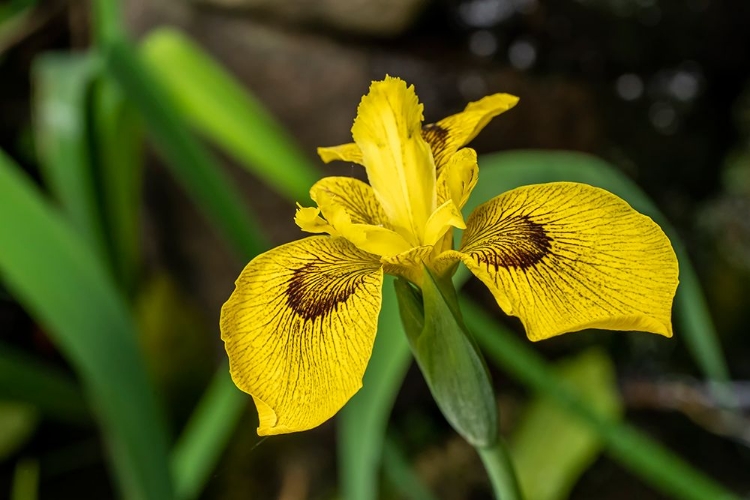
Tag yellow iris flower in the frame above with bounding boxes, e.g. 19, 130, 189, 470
220, 76, 679, 436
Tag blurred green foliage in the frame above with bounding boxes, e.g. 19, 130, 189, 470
510, 349, 622, 500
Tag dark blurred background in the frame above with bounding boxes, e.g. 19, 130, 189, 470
1, 0, 750, 498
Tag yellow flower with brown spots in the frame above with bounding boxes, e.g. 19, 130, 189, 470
220, 76, 679, 436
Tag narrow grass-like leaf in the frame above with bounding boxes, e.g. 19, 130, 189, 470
140, 28, 320, 203
32, 53, 107, 261
338, 278, 413, 500
91, 76, 143, 295
0, 151, 173, 500
170, 367, 245, 500
0, 343, 88, 423
103, 38, 267, 259
382, 437, 437, 500
469, 150, 731, 396
462, 299, 740, 500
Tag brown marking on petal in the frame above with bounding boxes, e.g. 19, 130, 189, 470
468, 215, 553, 271
422, 123, 450, 166
285, 261, 373, 321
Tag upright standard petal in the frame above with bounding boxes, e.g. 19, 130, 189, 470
220, 236, 384, 435
423, 94, 519, 171
352, 77, 437, 244
451, 182, 678, 340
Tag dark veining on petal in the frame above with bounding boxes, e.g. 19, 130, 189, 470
285, 261, 368, 321
470, 215, 553, 271
422, 123, 449, 149
422, 123, 451, 167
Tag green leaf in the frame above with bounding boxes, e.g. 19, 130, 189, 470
90, 76, 144, 295
0, 343, 88, 423
32, 53, 107, 262
396, 268, 497, 448
170, 367, 245, 500
0, 151, 173, 500
470, 150, 732, 402
338, 277, 413, 500
140, 28, 320, 203
511, 348, 622, 500
462, 298, 740, 500
102, 38, 268, 260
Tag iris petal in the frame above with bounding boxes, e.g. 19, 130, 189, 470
423, 93, 519, 171
221, 236, 383, 435
436, 148, 479, 209
352, 77, 437, 243
310, 176, 412, 257
317, 143, 363, 165
451, 182, 678, 340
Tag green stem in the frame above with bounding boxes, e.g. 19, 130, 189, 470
476, 439, 524, 500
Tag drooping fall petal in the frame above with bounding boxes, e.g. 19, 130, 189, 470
448, 182, 678, 340
422, 93, 519, 171
351, 77, 436, 244
220, 236, 384, 435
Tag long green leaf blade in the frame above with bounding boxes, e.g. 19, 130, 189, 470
91, 76, 144, 295
102, 38, 267, 259
170, 366, 245, 500
469, 150, 731, 395
140, 28, 320, 203
33, 53, 107, 261
0, 150, 173, 500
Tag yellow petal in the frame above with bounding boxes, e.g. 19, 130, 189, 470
454, 182, 678, 341
294, 205, 337, 235
423, 93, 519, 170
220, 236, 384, 435
436, 148, 479, 209
423, 199, 466, 247
311, 176, 412, 257
352, 76, 436, 243
311, 176, 389, 226
317, 143, 363, 165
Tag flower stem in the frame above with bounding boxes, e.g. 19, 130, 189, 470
476, 439, 524, 500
